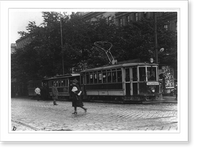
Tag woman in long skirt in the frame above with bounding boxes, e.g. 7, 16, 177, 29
71, 79, 87, 114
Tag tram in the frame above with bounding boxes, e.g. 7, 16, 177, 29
27, 74, 80, 100
80, 60, 160, 102
27, 41, 160, 103
42, 73, 80, 100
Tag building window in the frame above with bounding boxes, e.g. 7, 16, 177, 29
107, 16, 112, 24
108, 16, 112, 21
126, 15, 130, 24
119, 18, 123, 26
143, 12, 147, 18
135, 13, 139, 21
164, 24, 168, 31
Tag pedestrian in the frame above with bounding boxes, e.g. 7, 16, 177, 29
175, 80, 178, 100
52, 82, 58, 105
34, 87, 41, 101
71, 79, 87, 114
40, 84, 45, 100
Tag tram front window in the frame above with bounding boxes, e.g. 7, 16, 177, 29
139, 67, 146, 81
147, 67, 156, 81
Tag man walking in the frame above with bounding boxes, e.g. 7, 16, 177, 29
52, 83, 58, 105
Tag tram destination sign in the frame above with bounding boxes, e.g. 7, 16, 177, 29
147, 82, 159, 85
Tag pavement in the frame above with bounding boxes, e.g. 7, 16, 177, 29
11, 97, 178, 132
160, 95, 177, 103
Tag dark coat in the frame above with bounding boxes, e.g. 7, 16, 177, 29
52, 86, 58, 100
71, 84, 83, 107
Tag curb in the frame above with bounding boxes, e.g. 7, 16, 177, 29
159, 99, 177, 103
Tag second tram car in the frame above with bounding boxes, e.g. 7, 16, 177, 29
80, 61, 160, 102
28, 74, 80, 100
42, 73, 80, 100
28, 61, 160, 103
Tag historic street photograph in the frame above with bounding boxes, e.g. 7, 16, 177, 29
0, 1, 189, 142
10, 10, 178, 131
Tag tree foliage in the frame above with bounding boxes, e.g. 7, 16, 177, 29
11, 12, 177, 83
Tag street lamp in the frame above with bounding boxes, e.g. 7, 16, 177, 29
154, 12, 158, 64
60, 14, 64, 75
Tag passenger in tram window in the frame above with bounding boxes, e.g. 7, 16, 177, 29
107, 71, 111, 82
112, 70, 117, 82
103, 71, 106, 83
98, 73, 102, 83
117, 70, 122, 82
94, 73, 97, 83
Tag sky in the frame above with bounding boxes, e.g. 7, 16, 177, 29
9, 10, 44, 43
9, 10, 73, 44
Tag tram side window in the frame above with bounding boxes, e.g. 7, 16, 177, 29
132, 67, 137, 81
50, 81, 53, 87
98, 71, 102, 83
147, 67, 156, 81
125, 68, 130, 81
81, 73, 85, 84
86, 73, 89, 84
56, 81, 59, 87
63, 80, 65, 86
90, 73, 93, 84
117, 69, 122, 82
103, 70, 106, 83
112, 69, 117, 82
139, 67, 146, 81
60, 80, 64, 87
48, 81, 52, 87
107, 70, 111, 83
94, 72, 98, 83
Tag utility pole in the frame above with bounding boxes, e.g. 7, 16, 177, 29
60, 17, 64, 75
154, 12, 158, 64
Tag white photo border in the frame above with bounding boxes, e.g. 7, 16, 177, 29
0, 0, 188, 142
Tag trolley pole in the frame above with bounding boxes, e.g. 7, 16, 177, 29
60, 17, 64, 75
154, 12, 158, 64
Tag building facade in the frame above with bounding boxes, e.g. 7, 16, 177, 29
82, 12, 177, 31
11, 43, 16, 54
15, 35, 32, 49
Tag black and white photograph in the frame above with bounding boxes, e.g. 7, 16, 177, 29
0, 0, 189, 143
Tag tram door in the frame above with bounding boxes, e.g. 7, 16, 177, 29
125, 67, 138, 96
125, 68, 131, 96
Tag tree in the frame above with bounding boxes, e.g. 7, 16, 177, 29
12, 12, 177, 84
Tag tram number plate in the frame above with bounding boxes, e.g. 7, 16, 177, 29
147, 82, 159, 85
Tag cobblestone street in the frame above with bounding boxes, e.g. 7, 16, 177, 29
11, 98, 178, 131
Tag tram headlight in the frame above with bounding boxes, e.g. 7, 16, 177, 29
148, 86, 156, 93
151, 88, 155, 93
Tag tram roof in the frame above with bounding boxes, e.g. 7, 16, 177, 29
81, 62, 158, 72
43, 73, 80, 80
